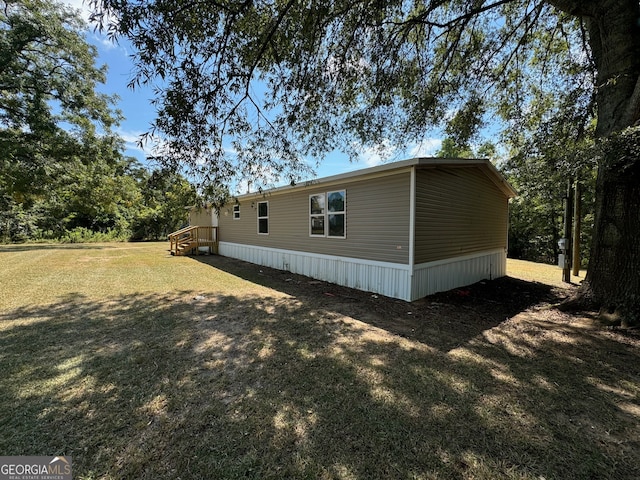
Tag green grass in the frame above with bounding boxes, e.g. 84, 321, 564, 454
507, 258, 585, 288
1, 243, 638, 479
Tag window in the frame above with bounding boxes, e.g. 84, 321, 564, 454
233, 204, 240, 219
257, 201, 269, 234
309, 190, 346, 238
309, 194, 325, 236
327, 190, 346, 237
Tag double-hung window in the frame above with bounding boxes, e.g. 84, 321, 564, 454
233, 204, 240, 219
309, 194, 325, 236
257, 201, 269, 234
327, 190, 346, 237
309, 190, 346, 238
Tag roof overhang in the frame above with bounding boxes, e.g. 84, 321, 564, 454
233, 157, 517, 200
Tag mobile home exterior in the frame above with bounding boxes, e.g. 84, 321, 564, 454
215, 158, 516, 301
188, 205, 217, 227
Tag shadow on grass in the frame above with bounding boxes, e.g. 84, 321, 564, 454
1, 287, 638, 479
0, 244, 115, 253
193, 254, 563, 352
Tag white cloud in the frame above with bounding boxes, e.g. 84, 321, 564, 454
89, 32, 120, 51
358, 140, 397, 167
62, 0, 92, 23
62, 0, 119, 34
406, 138, 442, 158
352, 136, 444, 169
118, 129, 144, 148
117, 129, 163, 160
324, 55, 370, 82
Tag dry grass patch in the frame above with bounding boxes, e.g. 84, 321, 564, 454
0, 244, 638, 479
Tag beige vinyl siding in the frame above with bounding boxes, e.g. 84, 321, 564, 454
219, 171, 411, 264
414, 167, 509, 264
189, 207, 213, 226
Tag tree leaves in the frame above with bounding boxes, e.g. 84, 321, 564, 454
87, 0, 594, 191
0, 0, 196, 242
1, 0, 115, 131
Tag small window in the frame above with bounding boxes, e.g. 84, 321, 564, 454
257, 201, 269, 234
233, 205, 240, 219
309, 194, 325, 236
327, 190, 346, 237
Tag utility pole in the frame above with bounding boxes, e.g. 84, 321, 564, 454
572, 182, 581, 277
562, 180, 574, 283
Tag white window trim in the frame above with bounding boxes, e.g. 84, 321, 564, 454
233, 204, 240, 220
257, 201, 269, 235
309, 190, 346, 238
309, 193, 326, 237
327, 189, 346, 239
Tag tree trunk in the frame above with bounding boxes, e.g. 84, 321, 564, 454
562, 0, 640, 323
584, 152, 640, 323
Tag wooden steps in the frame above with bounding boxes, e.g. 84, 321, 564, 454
168, 226, 218, 256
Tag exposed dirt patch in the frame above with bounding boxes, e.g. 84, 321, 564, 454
193, 254, 621, 351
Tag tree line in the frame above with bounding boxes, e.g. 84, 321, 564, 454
1, 156, 196, 243
1, 0, 195, 243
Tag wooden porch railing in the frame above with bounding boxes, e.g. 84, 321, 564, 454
168, 225, 218, 256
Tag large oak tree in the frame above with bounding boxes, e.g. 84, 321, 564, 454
91, 0, 640, 320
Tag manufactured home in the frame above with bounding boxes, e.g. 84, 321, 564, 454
180, 158, 516, 301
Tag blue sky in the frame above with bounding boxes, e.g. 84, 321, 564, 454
65, 1, 444, 183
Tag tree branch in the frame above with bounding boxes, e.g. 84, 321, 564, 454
623, 74, 640, 126
544, 0, 599, 17
246, 0, 297, 93
388, 0, 517, 29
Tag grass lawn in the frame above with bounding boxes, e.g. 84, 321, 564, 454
0, 242, 638, 479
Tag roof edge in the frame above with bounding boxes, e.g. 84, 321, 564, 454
233, 157, 516, 200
